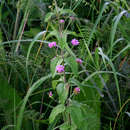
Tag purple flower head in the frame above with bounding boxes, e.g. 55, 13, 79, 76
76, 58, 83, 64
48, 42, 57, 48
56, 65, 64, 73
71, 38, 79, 46
74, 87, 80, 94
52, 42, 56, 46
49, 91, 53, 97
59, 19, 65, 23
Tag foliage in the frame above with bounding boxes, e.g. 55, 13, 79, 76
0, 0, 130, 130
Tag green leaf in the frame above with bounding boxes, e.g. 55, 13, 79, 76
0, 28, 3, 42
56, 83, 64, 97
46, 30, 59, 40
49, 104, 65, 124
24, 28, 41, 37
52, 80, 59, 90
60, 9, 76, 16
50, 57, 63, 78
65, 57, 78, 75
1, 125, 14, 130
0, 79, 21, 110
95, 47, 100, 69
67, 101, 88, 130
56, 83, 68, 104
109, 10, 127, 57
70, 106, 83, 126
44, 12, 55, 22
60, 37, 67, 49
16, 74, 52, 130
0, 76, 22, 125
68, 100, 100, 130
60, 123, 70, 130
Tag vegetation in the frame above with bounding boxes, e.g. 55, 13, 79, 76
0, 0, 130, 130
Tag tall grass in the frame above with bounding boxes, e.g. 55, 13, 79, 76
0, 0, 129, 129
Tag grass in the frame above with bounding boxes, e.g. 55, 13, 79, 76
0, 0, 130, 129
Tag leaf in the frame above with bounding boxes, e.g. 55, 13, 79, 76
67, 101, 87, 130
0, 28, 3, 42
95, 47, 100, 69
1, 125, 14, 130
50, 57, 63, 78
59, 36, 66, 49
44, 12, 55, 22
64, 43, 75, 57
0, 76, 22, 124
24, 28, 41, 37
69, 105, 83, 127
65, 30, 78, 37
110, 10, 127, 56
125, 112, 130, 117
60, 9, 76, 16
87, 2, 109, 46
49, 104, 65, 124
26, 31, 46, 69
68, 100, 100, 130
16, 74, 52, 130
56, 83, 68, 104
60, 30, 78, 49
60, 123, 70, 130
65, 57, 78, 75
46, 30, 59, 40
52, 80, 59, 90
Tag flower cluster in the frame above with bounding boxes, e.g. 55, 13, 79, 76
49, 91, 53, 97
56, 65, 65, 73
71, 38, 79, 46
59, 19, 65, 23
74, 87, 80, 94
48, 21, 81, 98
76, 58, 83, 64
48, 42, 57, 48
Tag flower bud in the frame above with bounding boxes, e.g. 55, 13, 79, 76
74, 87, 80, 94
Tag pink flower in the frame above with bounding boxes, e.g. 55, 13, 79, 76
48, 42, 57, 48
76, 58, 83, 64
59, 19, 65, 23
71, 38, 79, 46
49, 91, 53, 97
56, 65, 64, 73
74, 87, 80, 94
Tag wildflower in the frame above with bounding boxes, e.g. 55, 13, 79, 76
59, 19, 65, 23
74, 87, 80, 94
49, 91, 53, 97
48, 42, 57, 48
71, 38, 79, 46
76, 58, 83, 64
56, 65, 64, 73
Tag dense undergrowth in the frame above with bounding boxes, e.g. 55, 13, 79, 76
0, 0, 130, 130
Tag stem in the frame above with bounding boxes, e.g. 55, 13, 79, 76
35, 23, 49, 61
113, 99, 130, 130
15, 12, 29, 53
13, 4, 20, 40
39, 89, 44, 116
